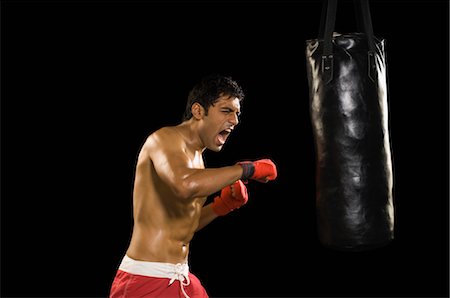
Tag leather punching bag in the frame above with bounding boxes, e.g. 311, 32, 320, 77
305, 0, 395, 251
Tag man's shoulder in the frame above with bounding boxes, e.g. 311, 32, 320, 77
145, 126, 180, 146
151, 126, 178, 139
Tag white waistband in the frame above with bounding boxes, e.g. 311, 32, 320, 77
119, 255, 191, 298
119, 255, 190, 279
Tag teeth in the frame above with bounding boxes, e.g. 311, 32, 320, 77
220, 128, 232, 135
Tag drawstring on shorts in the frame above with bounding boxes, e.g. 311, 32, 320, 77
168, 263, 191, 298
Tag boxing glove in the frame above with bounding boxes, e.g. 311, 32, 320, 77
211, 180, 248, 216
238, 159, 277, 183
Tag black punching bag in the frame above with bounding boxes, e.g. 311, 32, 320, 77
305, 0, 395, 251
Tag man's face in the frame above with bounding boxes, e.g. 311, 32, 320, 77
201, 95, 241, 152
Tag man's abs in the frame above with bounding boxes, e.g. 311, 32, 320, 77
126, 224, 192, 264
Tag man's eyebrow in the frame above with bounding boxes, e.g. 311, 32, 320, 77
221, 106, 241, 114
221, 106, 237, 111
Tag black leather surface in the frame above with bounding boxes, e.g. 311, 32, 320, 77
306, 32, 395, 250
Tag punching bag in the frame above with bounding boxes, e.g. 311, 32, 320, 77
305, 0, 395, 251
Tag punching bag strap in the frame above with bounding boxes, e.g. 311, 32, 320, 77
320, 0, 337, 84
319, 0, 377, 83
360, 0, 377, 81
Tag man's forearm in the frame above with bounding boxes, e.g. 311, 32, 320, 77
196, 204, 219, 231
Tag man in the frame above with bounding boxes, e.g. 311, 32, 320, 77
109, 74, 277, 298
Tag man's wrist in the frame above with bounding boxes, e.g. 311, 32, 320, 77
239, 162, 255, 180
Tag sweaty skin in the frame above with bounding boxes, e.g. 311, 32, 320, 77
126, 95, 244, 264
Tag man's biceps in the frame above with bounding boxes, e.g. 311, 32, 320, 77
152, 155, 186, 177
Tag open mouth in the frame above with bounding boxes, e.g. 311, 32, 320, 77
217, 129, 232, 145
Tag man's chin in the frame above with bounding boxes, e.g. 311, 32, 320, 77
208, 144, 223, 152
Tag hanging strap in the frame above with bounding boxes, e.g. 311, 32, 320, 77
318, 0, 367, 40
319, 0, 377, 83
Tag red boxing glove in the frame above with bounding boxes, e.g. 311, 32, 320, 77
238, 158, 278, 183
211, 180, 248, 216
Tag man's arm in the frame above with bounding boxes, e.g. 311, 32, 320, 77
147, 128, 243, 200
146, 127, 278, 202
196, 180, 248, 231
196, 205, 218, 231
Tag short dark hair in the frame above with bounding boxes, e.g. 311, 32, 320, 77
182, 74, 245, 121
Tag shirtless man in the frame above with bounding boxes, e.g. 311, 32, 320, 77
109, 74, 277, 298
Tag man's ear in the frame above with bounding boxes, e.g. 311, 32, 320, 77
191, 102, 205, 120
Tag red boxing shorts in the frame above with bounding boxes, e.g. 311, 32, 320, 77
109, 255, 209, 298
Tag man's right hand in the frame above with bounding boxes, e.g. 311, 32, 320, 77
211, 180, 248, 216
237, 159, 278, 183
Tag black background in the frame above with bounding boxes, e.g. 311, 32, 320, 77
1, 0, 449, 297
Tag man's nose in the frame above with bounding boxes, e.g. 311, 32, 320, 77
229, 113, 239, 125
